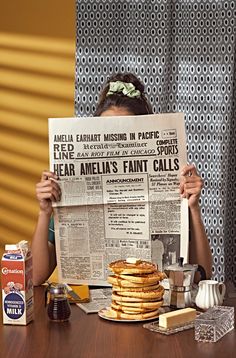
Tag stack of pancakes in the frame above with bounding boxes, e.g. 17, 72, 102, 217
103, 259, 165, 320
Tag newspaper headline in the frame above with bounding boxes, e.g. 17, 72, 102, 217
49, 113, 189, 285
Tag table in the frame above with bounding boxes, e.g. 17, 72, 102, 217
1, 286, 236, 358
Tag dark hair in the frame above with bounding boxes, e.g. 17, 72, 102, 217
94, 73, 153, 116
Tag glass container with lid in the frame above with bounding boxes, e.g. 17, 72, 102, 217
46, 283, 71, 322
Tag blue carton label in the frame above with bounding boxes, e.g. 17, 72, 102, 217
3, 254, 23, 260
4, 292, 25, 319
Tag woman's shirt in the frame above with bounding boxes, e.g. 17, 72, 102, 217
48, 217, 55, 245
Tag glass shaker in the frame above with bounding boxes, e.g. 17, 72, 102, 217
46, 283, 71, 322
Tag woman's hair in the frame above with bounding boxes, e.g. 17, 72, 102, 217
94, 73, 153, 116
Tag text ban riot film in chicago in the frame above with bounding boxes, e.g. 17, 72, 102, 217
49, 113, 189, 285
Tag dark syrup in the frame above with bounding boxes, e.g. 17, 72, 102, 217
47, 297, 71, 322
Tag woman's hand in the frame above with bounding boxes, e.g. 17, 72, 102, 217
179, 164, 203, 210
36, 171, 61, 215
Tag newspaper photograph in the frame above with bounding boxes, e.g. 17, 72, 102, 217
48, 113, 189, 285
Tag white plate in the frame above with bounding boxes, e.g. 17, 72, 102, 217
98, 307, 159, 323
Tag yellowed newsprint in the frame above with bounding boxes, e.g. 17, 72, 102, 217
49, 113, 188, 285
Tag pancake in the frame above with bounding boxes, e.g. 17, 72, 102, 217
112, 283, 160, 292
111, 301, 156, 313
118, 271, 166, 284
109, 259, 157, 275
113, 299, 163, 309
112, 292, 162, 303
114, 285, 164, 299
108, 275, 159, 288
102, 307, 159, 320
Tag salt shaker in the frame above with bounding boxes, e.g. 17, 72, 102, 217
46, 283, 71, 322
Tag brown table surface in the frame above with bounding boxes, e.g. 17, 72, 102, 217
1, 286, 236, 358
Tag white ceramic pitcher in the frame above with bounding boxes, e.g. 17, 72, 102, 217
195, 280, 226, 310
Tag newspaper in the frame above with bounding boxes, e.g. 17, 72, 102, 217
77, 288, 112, 314
49, 113, 189, 285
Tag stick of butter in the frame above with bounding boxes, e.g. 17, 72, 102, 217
126, 257, 141, 264
159, 308, 196, 328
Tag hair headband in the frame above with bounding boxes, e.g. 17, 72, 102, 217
106, 81, 141, 98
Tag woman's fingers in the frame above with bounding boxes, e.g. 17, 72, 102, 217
180, 164, 204, 208
181, 167, 200, 196
180, 164, 197, 177
35, 171, 60, 214
36, 179, 60, 192
180, 178, 203, 189
36, 191, 59, 202
36, 185, 61, 201
37, 192, 56, 202
41, 171, 58, 181
36, 172, 61, 203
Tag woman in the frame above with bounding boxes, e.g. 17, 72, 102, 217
32, 73, 212, 285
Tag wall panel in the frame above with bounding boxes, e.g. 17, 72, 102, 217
0, 1, 75, 257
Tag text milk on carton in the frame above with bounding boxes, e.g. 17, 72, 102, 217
1, 240, 33, 325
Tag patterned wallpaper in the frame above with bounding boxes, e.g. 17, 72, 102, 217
75, 0, 236, 284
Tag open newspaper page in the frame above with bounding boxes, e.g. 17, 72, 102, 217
49, 113, 188, 285
77, 288, 112, 314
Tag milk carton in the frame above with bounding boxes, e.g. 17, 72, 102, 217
1, 240, 33, 325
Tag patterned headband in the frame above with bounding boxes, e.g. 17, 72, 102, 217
106, 81, 141, 98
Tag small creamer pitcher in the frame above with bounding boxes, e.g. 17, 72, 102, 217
195, 280, 226, 310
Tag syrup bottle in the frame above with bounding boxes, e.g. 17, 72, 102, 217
46, 283, 71, 322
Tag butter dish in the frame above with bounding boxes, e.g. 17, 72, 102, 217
144, 308, 200, 335
143, 319, 196, 335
